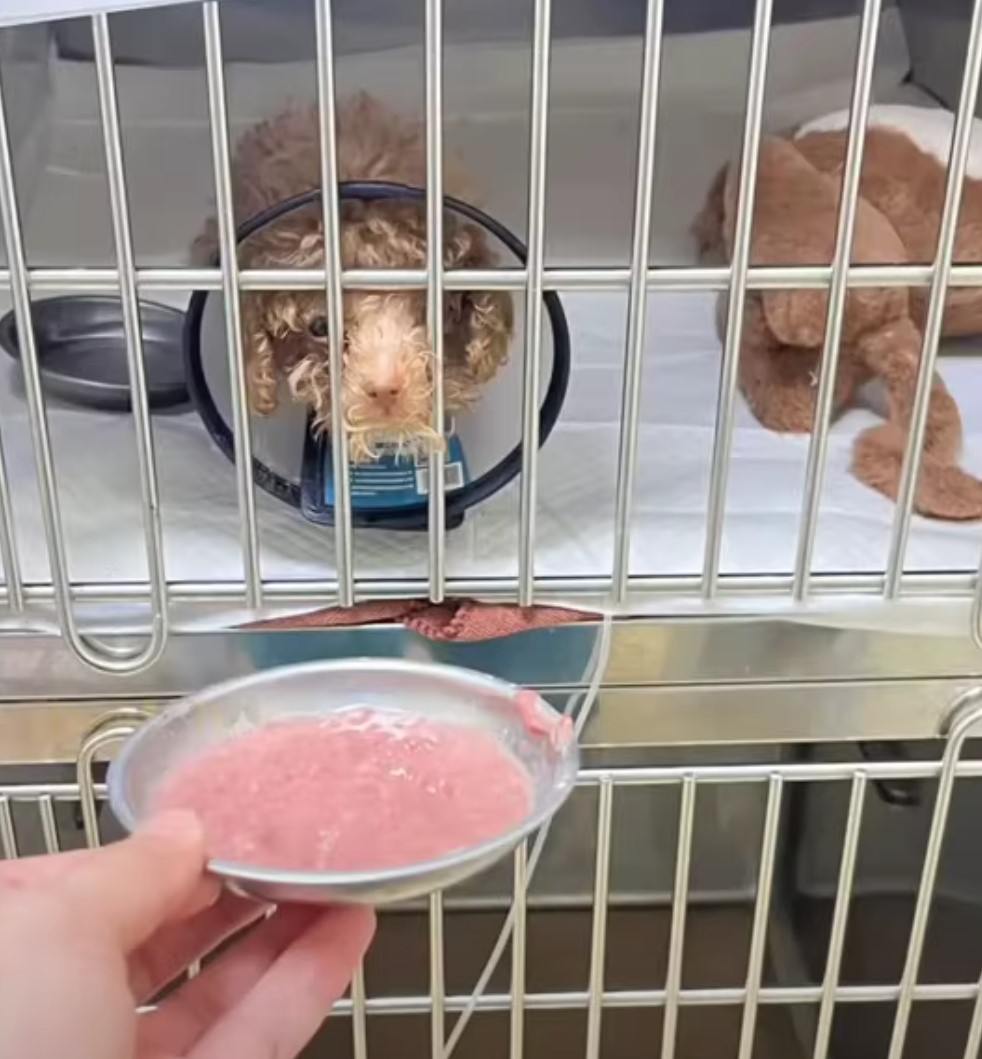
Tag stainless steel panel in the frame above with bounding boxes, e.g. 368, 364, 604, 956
3, 615, 982, 706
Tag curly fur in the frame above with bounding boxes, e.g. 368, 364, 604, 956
693, 129, 982, 520
194, 93, 514, 462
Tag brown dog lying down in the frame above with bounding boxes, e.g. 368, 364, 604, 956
694, 105, 982, 521
195, 93, 513, 463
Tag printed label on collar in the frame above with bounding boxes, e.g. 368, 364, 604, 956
324, 434, 469, 510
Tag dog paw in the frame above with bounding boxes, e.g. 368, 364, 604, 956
914, 462, 982, 521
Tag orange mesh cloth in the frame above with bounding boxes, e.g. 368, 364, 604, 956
245, 599, 596, 642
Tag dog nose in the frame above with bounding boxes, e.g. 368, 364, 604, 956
365, 383, 403, 411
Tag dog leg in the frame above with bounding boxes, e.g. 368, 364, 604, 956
736, 298, 859, 434
854, 318, 982, 519
852, 422, 982, 520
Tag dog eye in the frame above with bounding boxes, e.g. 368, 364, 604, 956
308, 316, 328, 339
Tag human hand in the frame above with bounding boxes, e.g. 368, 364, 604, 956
0, 811, 375, 1059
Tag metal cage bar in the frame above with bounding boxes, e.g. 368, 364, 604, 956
963, 973, 982, 1059
0, 796, 17, 859
425, 0, 447, 602
355, 979, 982, 1011
163, 980, 982, 1014
0, 428, 22, 612
737, 774, 783, 1059
430, 891, 446, 1059
702, 0, 775, 598
43, 697, 982, 791
888, 688, 982, 1059
0, 17, 168, 674
517, 0, 553, 606
584, 779, 614, 1059
884, 1, 982, 598
509, 842, 529, 1059
37, 795, 60, 855
350, 967, 369, 1059
973, 544, 982, 651
0, 567, 977, 616
201, 1, 263, 607
812, 772, 867, 1059
610, 0, 666, 601
12, 975, 948, 1017
793, 0, 883, 599
49, 752, 982, 799
0, 785, 96, 799
91, 13, 171, 654
660, 775, 697, 1059
75, 709, 152, 847
0, 77, 21, 616
15, 260, 982, 295
314, 0, 355, 607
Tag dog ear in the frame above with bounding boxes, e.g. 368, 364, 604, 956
459, 289, 514, 382
445, 222, 514, 383
191, 216, 219, 267
722, 134, 908, 348
722, 135, 837, 347
692, 165, 728, 264
241, 294, 281, 416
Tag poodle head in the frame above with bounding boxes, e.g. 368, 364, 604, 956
240, 202, 514, 463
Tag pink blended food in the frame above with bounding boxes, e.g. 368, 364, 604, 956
153, 708, 533, 872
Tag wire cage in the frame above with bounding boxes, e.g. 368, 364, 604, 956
5, 1, 982, 1058
3, 0, 982, 650
6, 694, 982, 1059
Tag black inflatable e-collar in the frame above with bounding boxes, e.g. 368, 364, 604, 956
184, 181, 571, 530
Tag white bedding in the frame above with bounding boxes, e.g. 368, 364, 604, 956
3, 287, 982, 595
3, 25, 981, 625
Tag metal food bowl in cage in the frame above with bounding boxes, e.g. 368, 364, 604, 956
184, 182, 572, 531
0, 295, 189, 412
107, 658, 579, 906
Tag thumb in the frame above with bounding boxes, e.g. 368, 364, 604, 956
56, 810, 212, 951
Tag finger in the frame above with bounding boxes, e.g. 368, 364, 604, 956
138, 905, 323, 1057
0, 843, 218, 929
55, 811, 210, 950
129, 892, 265, 1002
188, 905, 376, 1059
0, 847, 95, 891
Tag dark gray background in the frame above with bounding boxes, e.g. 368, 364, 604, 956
53, 0, 897, 67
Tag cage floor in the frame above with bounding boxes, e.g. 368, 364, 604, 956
2, 30, 982, 623
3, 289, 982, 592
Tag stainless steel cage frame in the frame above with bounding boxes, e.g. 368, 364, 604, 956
2, 0, 982, 673
3, 690, 982, 1059
5, 2, 982, 1057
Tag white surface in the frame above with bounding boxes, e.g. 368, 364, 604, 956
798, 103, 982, 178
5, 289, 982, 596
0, 0, 197, 28
4, 23, 981, 627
